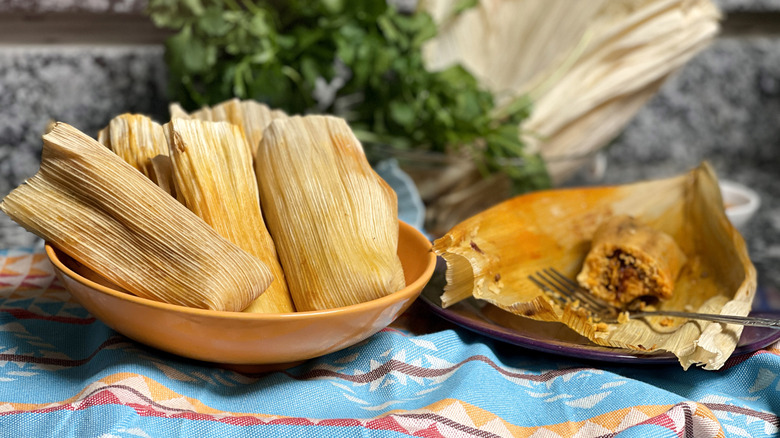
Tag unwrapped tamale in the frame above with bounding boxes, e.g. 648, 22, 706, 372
255, 115, 406, 311
97, 113, 168, 184
432, 163, 756, 370
577, 215, 687, 307
167, 118, 295, 313
0, 122, 273, 312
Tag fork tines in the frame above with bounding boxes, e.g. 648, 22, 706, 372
529, 268, 615, 315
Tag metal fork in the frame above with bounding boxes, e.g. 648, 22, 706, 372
528, 268, 780, 329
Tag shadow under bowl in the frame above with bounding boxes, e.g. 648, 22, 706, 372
46, 221, 436, 372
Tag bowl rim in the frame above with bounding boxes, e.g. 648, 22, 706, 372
45, 221, 436, 321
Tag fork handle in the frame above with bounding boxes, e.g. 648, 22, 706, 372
630, 310, 780, 329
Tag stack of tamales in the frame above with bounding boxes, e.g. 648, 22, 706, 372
0, 99, 406, 314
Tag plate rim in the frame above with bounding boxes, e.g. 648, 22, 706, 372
419, 281, 780, 364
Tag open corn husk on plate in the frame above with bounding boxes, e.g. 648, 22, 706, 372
432, 162, 756, 370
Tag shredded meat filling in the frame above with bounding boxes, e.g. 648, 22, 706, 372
601, 250, 659, 306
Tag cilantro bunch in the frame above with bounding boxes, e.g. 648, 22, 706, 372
147, 0, 550, 193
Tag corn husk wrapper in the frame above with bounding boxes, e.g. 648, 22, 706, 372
421, 0, 721, 184
256, 115, 406, 311
432, 163, 756, 370
149, 154, 177, 197
172, 98, 287, 158
0, 122, 273, 311
167, 119, 295, 313
169, 102, 190, 120
97, 113, 169, 184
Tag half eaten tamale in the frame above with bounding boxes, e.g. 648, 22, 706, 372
577, 215, 687, 308
97, 113, 168, 184
0, 122, 273, 312
166, 118, 295, 313
255, 115, 406, 311
432, 163, 756, 370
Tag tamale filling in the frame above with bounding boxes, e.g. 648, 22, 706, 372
578, 215, 686, 309
600, 249, 662, 307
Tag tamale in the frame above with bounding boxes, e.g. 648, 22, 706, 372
0, 122, 273, 312
432, 163, 756, 370
256, 115, 406, 311
97, 113, 168, 184
577, 215, 687, 307
168, 102, 190, 119
185, 98, 287, 158
167, 119, 295, 313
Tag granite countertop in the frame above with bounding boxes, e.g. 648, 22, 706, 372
716, 163, 779, 299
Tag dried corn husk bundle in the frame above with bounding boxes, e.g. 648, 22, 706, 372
97, 113, 169, 184
432, 163, 756, 370
0, 122, 273, 311
256, 115, 406, 311
166, 119, 295, 313
421, 0, 721, 184
172, 98, 287, 158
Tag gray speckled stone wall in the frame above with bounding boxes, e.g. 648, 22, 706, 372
0, 45, 167, 247
604, 36, 780, 173
0, 0, 147, 13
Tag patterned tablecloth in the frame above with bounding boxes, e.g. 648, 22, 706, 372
0, 246, 779, 437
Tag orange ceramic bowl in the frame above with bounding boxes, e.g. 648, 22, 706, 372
46, 221, 435, 370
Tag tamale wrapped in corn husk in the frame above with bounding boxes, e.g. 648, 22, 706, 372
169, 103, 190, 120
166, 119, 295, 313
175, 98, 287, 158
577, 215, 687, 307
256, 115, 406, 311
98, 113, 169, 184
0, 122, 273, 311
433, 163, 756, 370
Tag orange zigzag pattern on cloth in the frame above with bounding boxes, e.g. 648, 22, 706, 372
0, 372, 282, 421
0, 371, 727, 437
0, 252, 85, 321
384, 399, 725, 437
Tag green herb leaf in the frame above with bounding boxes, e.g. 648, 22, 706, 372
199, 7, 232, 36
147, 0, 550, 193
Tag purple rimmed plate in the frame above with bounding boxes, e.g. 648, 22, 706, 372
419, 271, 780, 364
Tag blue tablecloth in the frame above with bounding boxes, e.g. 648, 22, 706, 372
0, 247, 778, 437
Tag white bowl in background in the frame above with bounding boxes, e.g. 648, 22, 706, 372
719, 180, 761, 230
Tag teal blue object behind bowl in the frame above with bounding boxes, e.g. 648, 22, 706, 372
374, 158, 427, 237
